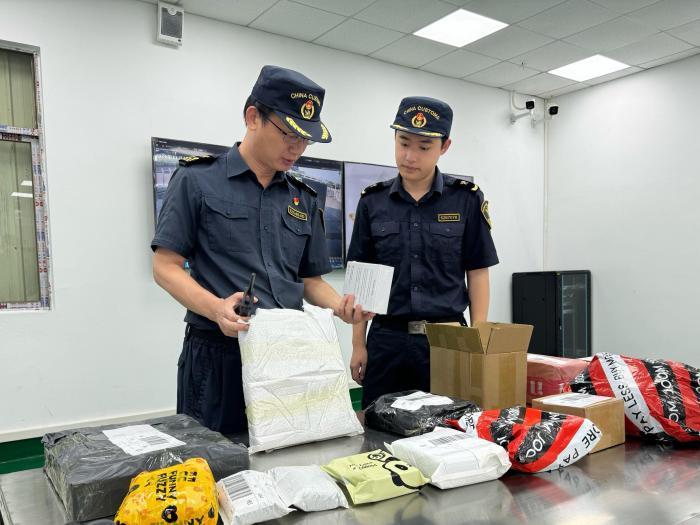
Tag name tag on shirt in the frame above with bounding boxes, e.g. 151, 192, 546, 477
437, 213, 460, 222
288, 205, 308, 221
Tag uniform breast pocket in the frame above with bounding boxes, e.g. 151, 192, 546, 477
428, 222, 464, 260
203, 196, 252, 253
370, 221, 401, 262
281, 212, 312, 266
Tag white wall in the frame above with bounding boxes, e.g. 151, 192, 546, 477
0, 0, 543, 440
547, 54, 700, 367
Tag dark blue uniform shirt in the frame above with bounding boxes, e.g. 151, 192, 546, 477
151, 144, 331, 330
347, 169, 498, 318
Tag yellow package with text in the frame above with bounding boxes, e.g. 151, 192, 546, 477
114, 457, 218, 525
322, 449, 428, 505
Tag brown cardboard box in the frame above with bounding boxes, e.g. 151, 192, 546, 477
532, 393, 625, 453
426, 322, 533, 410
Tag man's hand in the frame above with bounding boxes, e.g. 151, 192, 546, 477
214, 292, 258, 337
350, 342, 368, 384
335, 294, 375, 324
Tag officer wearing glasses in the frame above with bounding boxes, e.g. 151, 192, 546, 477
152, 65, 372, 434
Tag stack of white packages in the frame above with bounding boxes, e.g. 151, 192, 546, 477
386, 427, 511, 489
240, 304, 363, 454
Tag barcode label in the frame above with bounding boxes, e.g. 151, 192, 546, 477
428, 434, 464, 446
223, 473, 253, 501
102, 425, 185, 456
141, 435, 169, 446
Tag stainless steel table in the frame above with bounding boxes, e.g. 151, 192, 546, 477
1, 427, 700, 525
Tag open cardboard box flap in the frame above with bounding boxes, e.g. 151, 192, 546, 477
426, 321, 533, 355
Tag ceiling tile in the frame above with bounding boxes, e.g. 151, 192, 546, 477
314, 19, 404, 55
583, 65, 642, 84
370, 35, 454, 68
354, 0, 458, 33
462, 0, 567, 24
181, 0, 278, 26
605, 32, 693, 65
464, 25, 553, 60
464, 61, 540, 87
627, 0, 700, 30
509, 40, 591, 71
249, 1, 345, 41
517, 0, 618, 39
538, 82, 589, 98
504, 72, 576, 95
564, 16, 659, 52
638, 48, 700, 68
420, 49, 499, 77
668, 19, 700, 46
289, 0, 376, 16
588, 0, 661, 14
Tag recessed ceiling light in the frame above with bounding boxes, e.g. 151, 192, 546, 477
549, 54, 630, 82
20, 180, 33, 187
10, 192, 33, 199
414, 9, 508, 48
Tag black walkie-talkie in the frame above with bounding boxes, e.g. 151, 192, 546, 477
234, 273, 256, 317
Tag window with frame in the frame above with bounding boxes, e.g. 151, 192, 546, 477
0, 45, 51, 310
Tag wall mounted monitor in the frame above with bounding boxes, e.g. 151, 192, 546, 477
151, 137, 229, 224
289, 156, 344, 270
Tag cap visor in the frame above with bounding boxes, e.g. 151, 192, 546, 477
275, 110, 332, 143
390, 123, 444, 138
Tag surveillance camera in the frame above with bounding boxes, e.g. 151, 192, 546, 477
548, 104, 559, 116
525, 100, 535, 110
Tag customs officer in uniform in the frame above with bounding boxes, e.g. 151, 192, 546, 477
152, 65, 372, 434
347, 96, 498, 408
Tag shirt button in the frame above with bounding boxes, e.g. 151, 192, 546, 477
413, 286, 418, 291
412, 254, 418, 259
413, 222, 419, 228
264, 225, 269, 231
414, 203, 419, 207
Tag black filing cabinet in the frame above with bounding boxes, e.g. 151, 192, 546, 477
512, 270, 591, 358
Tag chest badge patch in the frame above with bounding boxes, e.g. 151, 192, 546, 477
288, 205, 308, 221
438, 213, 460, 222
293, 197, 300, 206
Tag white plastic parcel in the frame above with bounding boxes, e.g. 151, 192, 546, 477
239, 304, 363, 454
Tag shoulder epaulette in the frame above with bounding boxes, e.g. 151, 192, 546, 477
179, 155, 217, 167
286, 173, 317, 197
453, 179, 480, 193
360, 180, 390, 197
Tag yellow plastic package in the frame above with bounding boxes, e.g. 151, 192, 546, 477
114, 457, 218, 525
321, 449, 428, 505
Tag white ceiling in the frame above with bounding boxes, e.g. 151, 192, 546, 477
145, 0, 700, 98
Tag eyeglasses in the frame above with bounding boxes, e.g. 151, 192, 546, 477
268, 118, 314, 147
